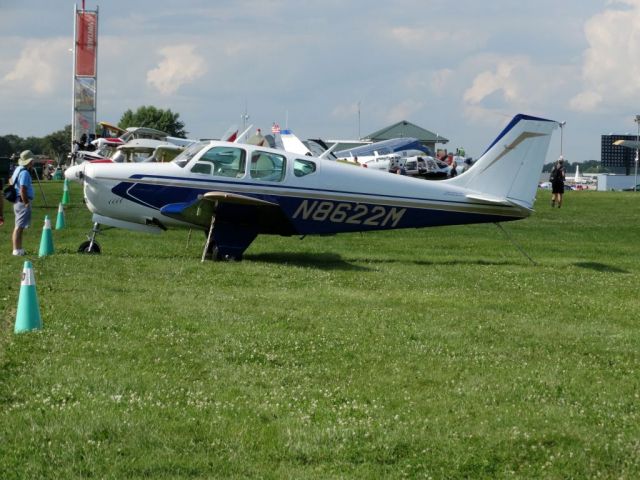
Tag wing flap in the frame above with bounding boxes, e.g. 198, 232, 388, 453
160, 192, 280, 228
202, 191, 278, 206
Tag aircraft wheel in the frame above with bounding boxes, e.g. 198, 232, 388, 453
211, 247, 242, 262
78, 240, 101, 254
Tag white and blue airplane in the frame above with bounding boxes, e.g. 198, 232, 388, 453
66, 114, 557, 261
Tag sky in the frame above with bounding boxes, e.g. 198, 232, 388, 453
1, 0, 640, 163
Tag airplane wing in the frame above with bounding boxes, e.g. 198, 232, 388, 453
613, 139, 640, 149
159, 191, 290, 231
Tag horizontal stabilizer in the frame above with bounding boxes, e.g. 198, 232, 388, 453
465, 193, 513, 206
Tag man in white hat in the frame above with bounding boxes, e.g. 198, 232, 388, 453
10, 150, 36, 256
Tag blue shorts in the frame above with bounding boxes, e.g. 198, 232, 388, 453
13, 201, 32, 228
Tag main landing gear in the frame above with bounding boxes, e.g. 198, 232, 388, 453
201, 211, 257, 262
201, 213, 243, 262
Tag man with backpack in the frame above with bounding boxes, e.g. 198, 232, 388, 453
550, 157, 566, 208
10, 150, 36, 256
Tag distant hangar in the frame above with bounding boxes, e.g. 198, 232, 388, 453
326, 120, 449, 155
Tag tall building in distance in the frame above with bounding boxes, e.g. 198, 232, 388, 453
601, 135, 637, 175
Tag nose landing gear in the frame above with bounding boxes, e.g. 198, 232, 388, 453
78, 222, 102, 254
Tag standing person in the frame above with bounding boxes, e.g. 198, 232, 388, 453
450, 157, 458, 178
11, 150, 36, 256
550, 157, 566, 208
0, 181, 4, 226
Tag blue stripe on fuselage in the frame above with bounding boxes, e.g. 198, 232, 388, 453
115, 173, 479, 208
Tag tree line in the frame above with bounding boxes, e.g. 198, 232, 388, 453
0, 106, 186, 163
542, 159, 610, 174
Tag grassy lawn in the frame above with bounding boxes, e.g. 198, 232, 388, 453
1, 181, 638, 478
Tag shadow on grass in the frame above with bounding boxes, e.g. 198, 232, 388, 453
413, 258, 524, 267
366, 257, 525, 267
245, 252, 371, 271
573, 262, 630, 274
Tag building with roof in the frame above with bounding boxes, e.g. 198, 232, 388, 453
326, 120, 449, 155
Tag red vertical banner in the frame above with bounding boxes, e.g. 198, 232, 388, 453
73, 7, 98, 148
75, 11, 97, 77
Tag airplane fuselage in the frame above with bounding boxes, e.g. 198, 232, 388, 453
79, 143, 524, 238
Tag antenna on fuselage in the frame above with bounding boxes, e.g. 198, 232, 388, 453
493, 222, 536, 266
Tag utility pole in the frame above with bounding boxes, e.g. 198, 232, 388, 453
558, 121, 566, 158
241, 100, 249, 132
357, 101, 361, 140
635, 115, 639, 192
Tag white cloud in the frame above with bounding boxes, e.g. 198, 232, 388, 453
385, 26, 487, 56
430, 69, 454, 95
385, 99, 424, 123
331, 102, 360, 119
569, 91, 603, 112
461, 55, 573, 122
1, 38, 69, 95
146, 44, 206, 95
570, 0, 640, 111
463, 58, 523, 106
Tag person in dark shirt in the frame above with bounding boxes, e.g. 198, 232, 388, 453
550, 157, 566, 208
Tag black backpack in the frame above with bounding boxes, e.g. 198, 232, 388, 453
3, 167, 22, 203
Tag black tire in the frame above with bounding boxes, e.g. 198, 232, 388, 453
78, 240, 101, 254
211, 247, 242, 262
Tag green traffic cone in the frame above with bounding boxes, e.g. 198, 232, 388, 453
38, 215, 54, 257
61, 178, 70, 205
15, 261, 42, 333
55, 203, 65, 230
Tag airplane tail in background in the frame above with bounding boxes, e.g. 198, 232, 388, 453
447, 114, 557, 210
280, 129, 312, 156
220, 124, 239, 142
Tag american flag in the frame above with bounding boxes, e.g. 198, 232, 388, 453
271, 123, 281, 134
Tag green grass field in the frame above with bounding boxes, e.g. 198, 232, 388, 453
1, 181, 638, 479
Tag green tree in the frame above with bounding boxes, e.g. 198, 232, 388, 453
0, 134, 26, 157
118, 106, 187, 138
43, 125, 72, 163
22, 136, 45, 155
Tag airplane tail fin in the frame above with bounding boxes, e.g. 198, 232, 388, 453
220, 124, 239, 142
280, 129, 312, 156
447, 114, 557, 210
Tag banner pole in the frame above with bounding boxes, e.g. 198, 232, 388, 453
71, 4, 77, 157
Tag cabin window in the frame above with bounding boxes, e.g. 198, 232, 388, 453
293, 158, 316, 177
173, 141, 208, 168
195, 146, 246, 178
191, 162, 212, 175
250, 151, 286, 181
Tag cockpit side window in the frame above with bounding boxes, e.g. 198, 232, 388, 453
191, 146, 246, 178
250, 151, 286, 182
173, 141, 208, 168
293, 158, 316, 177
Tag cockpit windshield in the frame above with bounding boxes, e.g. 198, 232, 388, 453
172, 141, 208, 168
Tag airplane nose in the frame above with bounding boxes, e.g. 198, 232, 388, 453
65, 164, 84, 183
